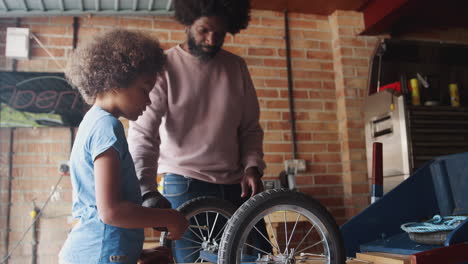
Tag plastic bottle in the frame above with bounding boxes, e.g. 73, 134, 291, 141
449, 83, 460, 107
410, 78, 421, 106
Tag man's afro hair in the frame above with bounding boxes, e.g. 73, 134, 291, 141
174, 0, 251, 34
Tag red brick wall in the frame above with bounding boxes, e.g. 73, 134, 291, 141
2, 10, 468, 263
0, 128, 12, 260
329, 11, 376, 219
0, 128, 73, 263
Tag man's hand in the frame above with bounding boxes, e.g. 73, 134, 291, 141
142, 191, 171, 208
241, 167, 264, 198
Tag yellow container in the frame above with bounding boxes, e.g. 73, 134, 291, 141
449, 83, 460, 107
410, 78, 420, 106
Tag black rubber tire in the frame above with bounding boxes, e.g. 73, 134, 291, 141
164, 196, 237, 263
177, 196, 237, 218
218, 189, 346, 264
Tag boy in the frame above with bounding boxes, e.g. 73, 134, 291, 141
59, 29, 188, 264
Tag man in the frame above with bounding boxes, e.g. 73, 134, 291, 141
128, 0, 267, 261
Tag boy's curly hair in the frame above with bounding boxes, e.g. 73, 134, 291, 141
65, 29, 166, 104
174, 0, 250, 34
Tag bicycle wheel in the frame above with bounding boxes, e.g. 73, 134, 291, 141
169, 196, 237, 263
218, 189, 346, 264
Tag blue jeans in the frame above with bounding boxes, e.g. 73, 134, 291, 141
161, 174, 271, 263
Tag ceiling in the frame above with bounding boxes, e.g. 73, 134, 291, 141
251, 0, 468, 34
1, 0, 467, 36
0, 0, 369, 17
361, 0, 468, 35
251, 0, 368, 16
0, 0, 175, 17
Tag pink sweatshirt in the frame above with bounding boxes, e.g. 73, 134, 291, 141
128, 45, 265, 195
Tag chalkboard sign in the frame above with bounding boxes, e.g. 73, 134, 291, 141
0, 71, 86, 127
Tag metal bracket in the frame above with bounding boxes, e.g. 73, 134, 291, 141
284, 159, 306, 190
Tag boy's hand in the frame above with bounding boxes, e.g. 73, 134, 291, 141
138, 246, 172, 264
165, 210, 189, 240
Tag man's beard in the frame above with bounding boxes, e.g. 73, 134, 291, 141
187, 32, 222, 62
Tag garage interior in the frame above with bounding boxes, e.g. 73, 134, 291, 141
1, 0, 468, 263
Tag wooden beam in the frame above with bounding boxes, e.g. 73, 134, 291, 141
21, 0, 28, 11
38, 0, 45, 11
357, 252, 410, 264
0, 0, 7, 11
58, 0, 64, 11
360, 0, 418, 35
165, 0, 173, 11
